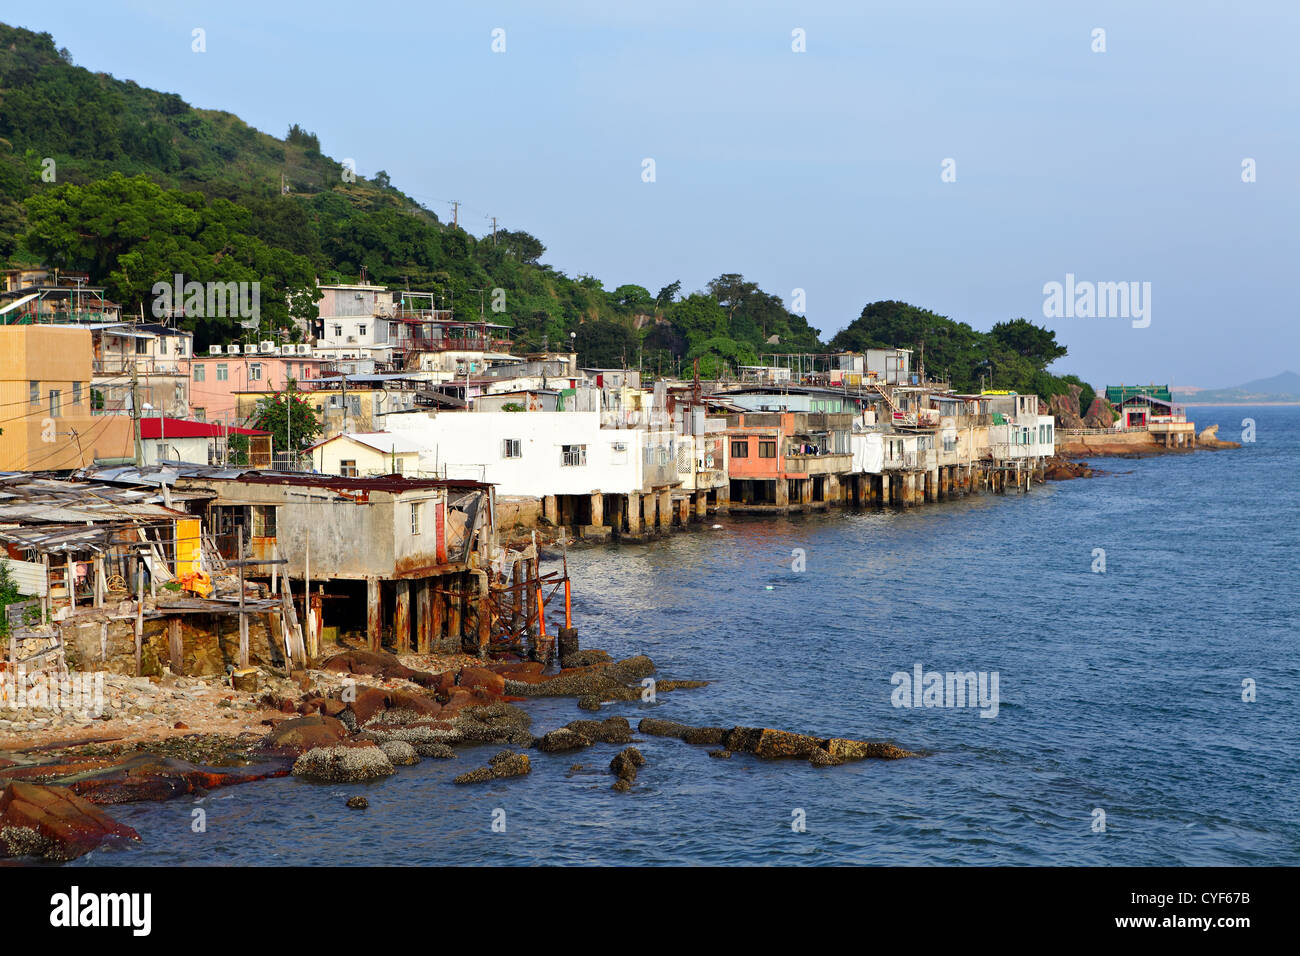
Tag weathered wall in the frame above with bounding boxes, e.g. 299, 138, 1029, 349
61, 613, 275, 676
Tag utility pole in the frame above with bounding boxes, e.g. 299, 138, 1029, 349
449, 200, 460, 229
488, 215, 498, 244
130, 362, 143, 467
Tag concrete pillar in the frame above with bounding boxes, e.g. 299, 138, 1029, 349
775, 478, 789, 509
627, 492, 642, 534
590, 492, 604, 527
394, 579, 411, 652
366, 577, 382, 650
881, 474, 890, 505
676, 496, 690, 526
716, 482, 731, 513
658, 490, 672, 528
542, 495, 558, 526
827, 474, 841, 505
694, 492, 707, 519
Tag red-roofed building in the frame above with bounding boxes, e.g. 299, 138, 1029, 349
138, 417, 271, 467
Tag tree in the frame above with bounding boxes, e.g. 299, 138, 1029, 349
251, 381, 321, 453
574, 319, 636, 368
654, 280, 681, 307
988, 318, 1067, 367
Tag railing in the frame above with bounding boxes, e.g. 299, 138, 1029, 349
93, 359, 188, 375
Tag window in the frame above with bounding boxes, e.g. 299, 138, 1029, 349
249, 363, 262, 382
502, 438, 522, 458
216, 363, 229, 381
72, 382, 82, 405
48, 389, 61, 418
358, 324, 367, 337
339, 459, 358, 477
561, 444, 587, 467
193, 365, 206, 382
393, 457, 405, 473
135, 338, 149, 355
759, 440, 777, 458
333, 324, 343, 338
29, 381, 39, 407
250, 505, 277, 537
730, 439, 749, 458
410, 502, 421, 534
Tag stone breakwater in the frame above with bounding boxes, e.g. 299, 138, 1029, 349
0, 646, 917, 861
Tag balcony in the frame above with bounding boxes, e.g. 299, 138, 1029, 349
784, 452, 853, 475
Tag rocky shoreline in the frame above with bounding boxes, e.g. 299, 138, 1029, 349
0, 645, 917, 861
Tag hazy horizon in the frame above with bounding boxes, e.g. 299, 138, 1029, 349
9, 1, 1298, 387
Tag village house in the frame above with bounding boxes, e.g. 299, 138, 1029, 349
1105, 385, 1196, 446
137, 417, 271, 467
0, 325, 133, 471
189, 347, 332, 426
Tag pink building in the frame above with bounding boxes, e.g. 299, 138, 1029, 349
188, 352, 332, 425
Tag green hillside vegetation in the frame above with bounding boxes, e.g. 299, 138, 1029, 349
1, 21, 1085, 399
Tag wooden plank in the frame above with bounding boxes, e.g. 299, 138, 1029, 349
134, 574, 143, 677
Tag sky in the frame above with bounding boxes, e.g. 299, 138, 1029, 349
5, 0, 1298, 387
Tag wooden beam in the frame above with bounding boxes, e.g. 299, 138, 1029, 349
394, 580, 411, 653
168, 616, 183, 675
415, 579, 431, 654
366, 577, 381, 650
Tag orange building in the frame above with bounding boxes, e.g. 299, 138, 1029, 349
0, 326, 133, 470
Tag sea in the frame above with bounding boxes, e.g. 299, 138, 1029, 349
71, 406, 1298, 866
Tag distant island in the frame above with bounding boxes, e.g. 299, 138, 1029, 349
1172, 371, 1300, 405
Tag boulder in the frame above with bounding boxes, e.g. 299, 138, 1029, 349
565, 716, 633, 744
292, 742, 395, 783
536, 728, 593, 753
458, 667, 506, 697
258, 713, 350, 757
319, 648, 439, 687
637, 718, 692, 739
379, 740, 419, 766
609, 747, 645, 790
346, 796, 368, 809
453, 749, 531, 784
0, 782, 140, 861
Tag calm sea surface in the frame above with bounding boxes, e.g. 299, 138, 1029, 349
73, 406, 1299, 866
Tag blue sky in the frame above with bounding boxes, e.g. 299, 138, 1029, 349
7, 1, 1298, 386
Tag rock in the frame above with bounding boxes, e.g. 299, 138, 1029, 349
0, 753, 290, 804
636, 717, 692, 739
231, 667, 259, 692
292, 742, 395, 783
606, 655, 656, 683
536, 728, 593, 752
708, 749, 732, 759
561, 649, 612, 669
824, 738, 914, 761
1198, 424, 1241, 450
454, 750, 531, 784
577, 695, 602, 711
808, 748, 842, 767
346, 796, 368, 809
681, 726, 727, 746
611, 778, 632, 793
319, 648, 439, 687
173, 721, 188, 730
1083, 396, 1118, 428
565, 716, 633, 744
379, 740, 419, 766
416, 742, 456, 759
258, 714, 351, 757
0, 782, 140, 861
458, 667, 506, 696
609, 747, 644, 789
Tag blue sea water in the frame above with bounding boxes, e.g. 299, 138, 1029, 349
73, 406, 1298, 866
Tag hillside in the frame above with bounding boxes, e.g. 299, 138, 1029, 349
1173, 371, 1300, 405
0, 20, 1085, 398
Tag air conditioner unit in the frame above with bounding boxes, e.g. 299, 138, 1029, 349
297, 343, 311, 355
208, 345, 223, 355
259, 341, 275, 354
227, 344, 240, 355
346, 336, 357, 343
